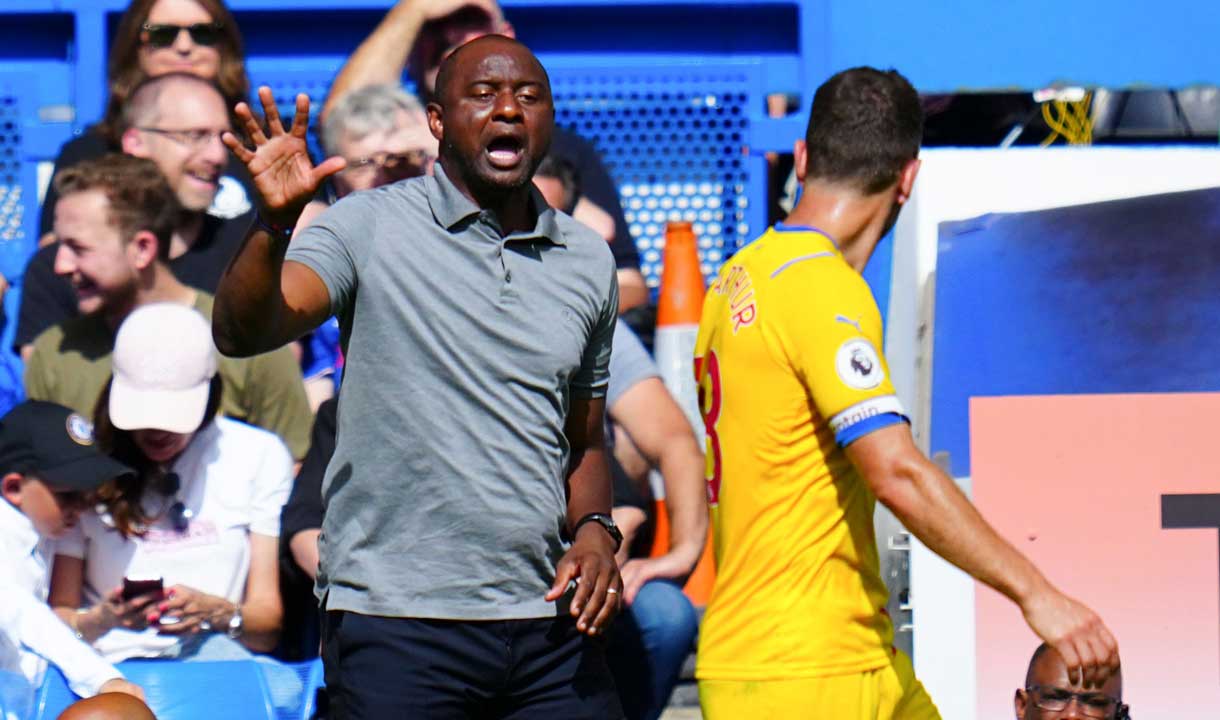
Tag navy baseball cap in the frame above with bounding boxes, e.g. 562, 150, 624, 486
0, 400, 134, 491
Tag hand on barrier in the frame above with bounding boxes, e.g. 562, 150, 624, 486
1021, 585, 1121, 689
546, 524, 623, 636
97, 678, 146, 702
222, 87, 347, 230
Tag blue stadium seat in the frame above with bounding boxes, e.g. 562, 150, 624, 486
0, 669, 35, 720
33, 660, 278, 720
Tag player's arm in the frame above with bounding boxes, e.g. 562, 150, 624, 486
846, 424, 1120, 688
547, 395, 623, 635
214, 89, 345, 357
321, 0, 501, 119
609, 376, 708, 602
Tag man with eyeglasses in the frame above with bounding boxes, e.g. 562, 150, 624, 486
1017, 643, 1129, 720
15, 72, 254, 363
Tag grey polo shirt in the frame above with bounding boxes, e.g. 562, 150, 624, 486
286, 163, 618, 620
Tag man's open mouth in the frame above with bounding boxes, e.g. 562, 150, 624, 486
486, 136, 524, 169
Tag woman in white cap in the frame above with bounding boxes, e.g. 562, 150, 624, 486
47, 302, 291, 666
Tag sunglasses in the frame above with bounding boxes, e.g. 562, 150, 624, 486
141, 22, 224, 49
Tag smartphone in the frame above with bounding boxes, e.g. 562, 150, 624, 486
121, 576, 164, 601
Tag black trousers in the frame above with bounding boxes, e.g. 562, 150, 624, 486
322, 611, 625, 719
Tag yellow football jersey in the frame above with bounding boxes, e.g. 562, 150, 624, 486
694, 225, 907, 680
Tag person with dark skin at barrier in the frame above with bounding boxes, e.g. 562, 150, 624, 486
1016, 644, 1129, 720
213, 35, 625, 719
56, 691, 156, 720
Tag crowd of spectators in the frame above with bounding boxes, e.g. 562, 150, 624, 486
1, 0, 707, 718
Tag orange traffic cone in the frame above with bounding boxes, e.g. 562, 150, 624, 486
652, 221, 716, 605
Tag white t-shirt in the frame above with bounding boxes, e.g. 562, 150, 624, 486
57, 418, 292, 663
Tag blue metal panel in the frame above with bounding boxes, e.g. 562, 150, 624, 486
72, 8, 108, 131
0, 72, 38, 283
929, 188, 1220, 477
549, 59, 766, 288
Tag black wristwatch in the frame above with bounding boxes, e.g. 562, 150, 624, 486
572, 512, 623, 553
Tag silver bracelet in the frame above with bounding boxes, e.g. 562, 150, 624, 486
71, 610, 89, 641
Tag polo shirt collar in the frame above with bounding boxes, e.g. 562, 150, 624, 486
428, 162, 565, 246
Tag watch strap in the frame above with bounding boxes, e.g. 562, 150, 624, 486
572, 512, 623, 553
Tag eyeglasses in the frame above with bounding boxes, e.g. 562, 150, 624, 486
141, 22, 224, 49
135, 126, 227, 151
1026, 685, 1121, 718
341, 150, 434, 179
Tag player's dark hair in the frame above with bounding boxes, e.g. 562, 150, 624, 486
803, 67, 923, 194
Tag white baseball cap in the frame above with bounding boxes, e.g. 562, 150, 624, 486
110, 303, 219, 434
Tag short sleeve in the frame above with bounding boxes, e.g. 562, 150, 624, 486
605, 323, 659, 408
781, 272, 907, 447
249, 433, 294, 537
15, 244, 78, 350
244, 346, 313, 460
55, 522, 86, 559
571, 267, 619, 398
284, 194, 369, 320
23, 335, 54, 402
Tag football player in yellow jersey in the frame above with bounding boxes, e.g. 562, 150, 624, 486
694, 67, 1120, 719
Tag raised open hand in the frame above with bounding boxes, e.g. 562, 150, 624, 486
222, 87, 346, 228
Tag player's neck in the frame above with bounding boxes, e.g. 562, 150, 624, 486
785, 182, 894, 273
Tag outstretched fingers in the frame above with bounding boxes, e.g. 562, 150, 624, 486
290, 93, 313, 139
221, 131, 254, 163
233, 101, 268, 147
258, 86, 286, 136
311, 156, 348, 185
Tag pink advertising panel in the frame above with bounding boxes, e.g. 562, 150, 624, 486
972, 393, 1220, 719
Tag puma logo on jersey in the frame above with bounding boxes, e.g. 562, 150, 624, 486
835, 314, 864, 334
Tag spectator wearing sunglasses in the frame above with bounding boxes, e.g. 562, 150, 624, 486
48, 303, 292, 667
19, 0, 252, 356
1016, 643, 1128, 720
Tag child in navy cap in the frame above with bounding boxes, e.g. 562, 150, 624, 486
0, 400, 146, 706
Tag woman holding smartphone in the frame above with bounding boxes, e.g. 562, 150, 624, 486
48, 303, 290, 664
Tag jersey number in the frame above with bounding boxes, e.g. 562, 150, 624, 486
697, 351, 723, 505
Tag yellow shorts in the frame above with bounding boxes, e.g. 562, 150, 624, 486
698, 649, 941, 720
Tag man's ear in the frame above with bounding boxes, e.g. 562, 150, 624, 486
1, 472, 25, 507
896, 157, 921, 205
128, 230, 160, 270
120, 127, 146, 158
427, 102, 444, 142
1014, 688, 1028, 719
793, 139, 807, 184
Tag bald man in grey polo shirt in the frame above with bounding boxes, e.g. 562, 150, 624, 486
214, 36, 625, 719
